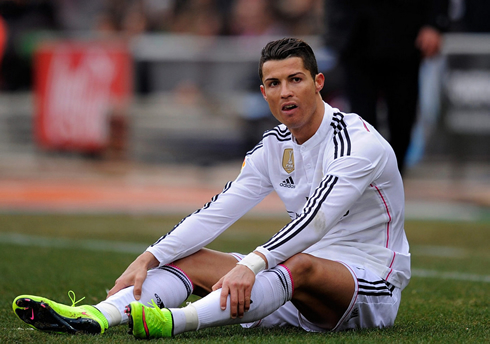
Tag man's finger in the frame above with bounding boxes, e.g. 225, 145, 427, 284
220, 285, 229, 311
239, 284, 253, 317
133, 275, 146, 300
106, 286, 117, 299
106, 282, 125, 299
244, 295, 251, 313
229, 288, 238, 319
238, 290, 245, 318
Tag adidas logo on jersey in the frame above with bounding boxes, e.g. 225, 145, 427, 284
280, 176, 295, 188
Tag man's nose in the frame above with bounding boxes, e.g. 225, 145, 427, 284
280, 84, 293, 98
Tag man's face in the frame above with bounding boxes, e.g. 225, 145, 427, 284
260, 57, 324, 141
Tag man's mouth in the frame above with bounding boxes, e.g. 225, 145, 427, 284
282, 104, 297, 111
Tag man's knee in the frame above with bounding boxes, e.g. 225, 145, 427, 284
173, 249, 237, 295
283, 253, 316, 285
283, 254, 355, 328
283, 254, 355, 293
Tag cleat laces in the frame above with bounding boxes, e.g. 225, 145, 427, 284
67, 290, 85, 307
148, 299, 168, 324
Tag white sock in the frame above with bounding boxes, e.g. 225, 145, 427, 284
171, 303, 199, 334
94, 302, 121, 327
97, 264, 193, 326
170, 265, 293, 335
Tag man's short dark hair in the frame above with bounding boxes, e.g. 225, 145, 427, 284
259, 37, 319, 82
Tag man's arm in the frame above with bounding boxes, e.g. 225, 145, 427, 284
108, 152, 273, 302
107, 178, 267, 302
256, 152, 381, 270
146, 153, 272, 266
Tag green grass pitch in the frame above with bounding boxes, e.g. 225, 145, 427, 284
0, 214, 489, 343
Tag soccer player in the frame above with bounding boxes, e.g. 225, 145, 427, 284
13, 37, 410, 338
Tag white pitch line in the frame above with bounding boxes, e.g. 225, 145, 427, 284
1, 232, 490, 283
0, 232, 147, 254
410, 245, 469, 258
412, 268, 490, 283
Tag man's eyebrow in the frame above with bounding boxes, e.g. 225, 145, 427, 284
264, 77, 278, 83
264, 72, 305, 83
288, 72, 305, 78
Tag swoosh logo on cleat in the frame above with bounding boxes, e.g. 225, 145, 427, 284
143, 308, 149, 338
30, 309, 35, 320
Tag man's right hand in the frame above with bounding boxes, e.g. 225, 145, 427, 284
106, 251, 159, 300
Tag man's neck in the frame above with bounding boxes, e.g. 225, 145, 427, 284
291, 97, 325, 145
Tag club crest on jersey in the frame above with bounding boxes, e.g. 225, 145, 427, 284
282, 148, 295, 173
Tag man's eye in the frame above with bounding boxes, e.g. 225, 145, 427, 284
269, 81, 278, 87
292, 77, 301, 82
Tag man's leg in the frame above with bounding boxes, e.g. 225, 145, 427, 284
127, 263, 295, 338
126, 253, 355, 338
172, 248, 239, 296
94, 248, 239, 328
283, 253, 355, 330
12, 248, 238, 334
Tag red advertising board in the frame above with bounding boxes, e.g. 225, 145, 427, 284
34, 40, 132, 152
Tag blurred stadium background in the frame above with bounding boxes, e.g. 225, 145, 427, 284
0, 0, 488, 220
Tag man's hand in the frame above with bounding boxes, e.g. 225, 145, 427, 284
212, 264, 256, 319
107, 251, 159, 300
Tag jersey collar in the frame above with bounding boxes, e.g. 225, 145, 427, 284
292, 101, 335, 149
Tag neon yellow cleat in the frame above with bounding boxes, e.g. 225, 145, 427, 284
12, 291, 108, 335
126, 300, 173, 339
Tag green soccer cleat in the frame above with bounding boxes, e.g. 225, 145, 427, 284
12, 291, 108, 335
126, 300, 173, 339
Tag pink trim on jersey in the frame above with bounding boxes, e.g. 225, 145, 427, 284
385, 252, 396, 280
279, 264, 294, 299
168, 263, 195, 290
252, 319, 262, 328
332, 261, 359, 331
229, 252, 243, 262
358, 116, 370, 132
371, 183, 392, 248
388, 252, 396, 268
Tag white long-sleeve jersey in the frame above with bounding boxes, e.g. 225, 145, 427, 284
147, 102, 410, 290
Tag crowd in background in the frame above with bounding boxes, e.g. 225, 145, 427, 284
0, 0, 489, 92
0, 0, 324, 91
0, 0, 489, 168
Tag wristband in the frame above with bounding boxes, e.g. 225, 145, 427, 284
237, 252, 266, 275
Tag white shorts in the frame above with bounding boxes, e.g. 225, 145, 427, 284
239, 259, 402, 332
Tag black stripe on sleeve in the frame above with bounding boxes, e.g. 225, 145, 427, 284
247, 127, 291, 156
151, 181, 233, 246
263, 126, 292, 142
262, 175, 338, 251
246, 141, 263, 156
331, 112, 352, 159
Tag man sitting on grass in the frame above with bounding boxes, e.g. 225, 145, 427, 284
13, 37, 410, 339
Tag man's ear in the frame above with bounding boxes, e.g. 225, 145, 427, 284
315, 73, 325, 93
260, 85, 267, 100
